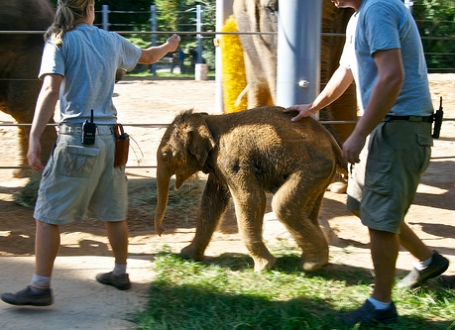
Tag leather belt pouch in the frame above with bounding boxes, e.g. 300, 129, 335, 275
114, 124, 129, 167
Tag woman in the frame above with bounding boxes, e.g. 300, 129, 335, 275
1, 0, 180, 306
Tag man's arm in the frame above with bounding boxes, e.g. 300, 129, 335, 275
341, 48, 404, 163
285, 65, 354, 121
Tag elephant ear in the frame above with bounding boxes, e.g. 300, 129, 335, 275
187, 114, 216, 167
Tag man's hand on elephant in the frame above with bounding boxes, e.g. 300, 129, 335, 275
27, 139, 44, 172
284, 104, 315, 122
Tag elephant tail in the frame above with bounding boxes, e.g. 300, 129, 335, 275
331, 138, 348, 178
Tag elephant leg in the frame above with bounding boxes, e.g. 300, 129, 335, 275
272, 173, 329, 272
181, 174, 231, 261
14, 124, 33, 178
218, 200, 238, 234
232, 187, 276, 272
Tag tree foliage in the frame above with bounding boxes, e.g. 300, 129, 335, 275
413, 0, 455, 71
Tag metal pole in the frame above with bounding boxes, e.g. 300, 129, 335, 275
215, 0, 234, 113
276, 0, 322, 115
150, 5, 157, 76
196, 5, 203, 64
102, 5, 109, 31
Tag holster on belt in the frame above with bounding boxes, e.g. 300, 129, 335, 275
114, 124, 129, 167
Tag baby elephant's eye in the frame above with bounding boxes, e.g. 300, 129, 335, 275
161, 151, 171, 162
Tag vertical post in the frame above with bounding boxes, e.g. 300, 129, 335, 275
150, 5, 157, 76
276, 0, 322, 117
196, 5, 203, 64
215, 0, 234, 113
102, 5, 109, 31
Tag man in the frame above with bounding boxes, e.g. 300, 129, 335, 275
286, 0, 449, 325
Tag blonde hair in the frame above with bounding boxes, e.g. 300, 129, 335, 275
44, 0, 94, 45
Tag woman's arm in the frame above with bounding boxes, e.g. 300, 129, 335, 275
27, 74, 62, 172
138, 34, 181, 64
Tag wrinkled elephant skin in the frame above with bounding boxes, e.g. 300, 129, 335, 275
233, 0, 357, 145
0, 0, 57, 178
155, 106, 348, 272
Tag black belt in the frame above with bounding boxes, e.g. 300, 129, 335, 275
384, 115, 433, 123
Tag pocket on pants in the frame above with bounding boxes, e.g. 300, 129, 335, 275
59, 145, 99, 178
364, 127, 396, 196
365, 157, 395, 196
416, 133, 432, 174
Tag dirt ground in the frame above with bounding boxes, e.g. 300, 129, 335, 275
0, 74, 454, 276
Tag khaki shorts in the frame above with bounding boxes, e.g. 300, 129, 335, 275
347, 120, 432, 234
34, 125, 128, 225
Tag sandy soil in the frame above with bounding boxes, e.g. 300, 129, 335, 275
0, 74, 454, 274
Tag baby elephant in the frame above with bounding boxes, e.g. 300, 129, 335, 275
155, 106, 347, 272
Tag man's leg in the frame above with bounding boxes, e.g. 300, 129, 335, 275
338, 226, 399, 325
399, 222, 432, 261
397, 222, 449, 288
369, 228, 399, 302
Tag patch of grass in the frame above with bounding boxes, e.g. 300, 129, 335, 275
131, 246, 455, 329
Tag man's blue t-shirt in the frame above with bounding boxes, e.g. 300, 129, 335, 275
39, 24, 142, 124
355, 0, 433, 116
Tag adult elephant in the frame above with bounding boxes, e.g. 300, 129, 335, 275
0, 0, 57, 178
233, 0, 357, 144
155, 106, 348, 272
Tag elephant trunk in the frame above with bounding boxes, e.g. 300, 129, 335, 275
154, 167, 172, 236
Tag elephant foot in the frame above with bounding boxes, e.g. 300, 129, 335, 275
13, 174, 41, 208
301, 255, 329, 272
180, 244, 205, 261
327, 181, 347, 194
12, 167, 33, 178
318, 216, 344, 246
253, 254, 276, 272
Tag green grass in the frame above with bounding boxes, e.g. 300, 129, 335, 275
131, 244, 455, 329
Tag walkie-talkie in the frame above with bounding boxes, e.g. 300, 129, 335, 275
82, 109, 97, 145
432, 97, 443, 139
